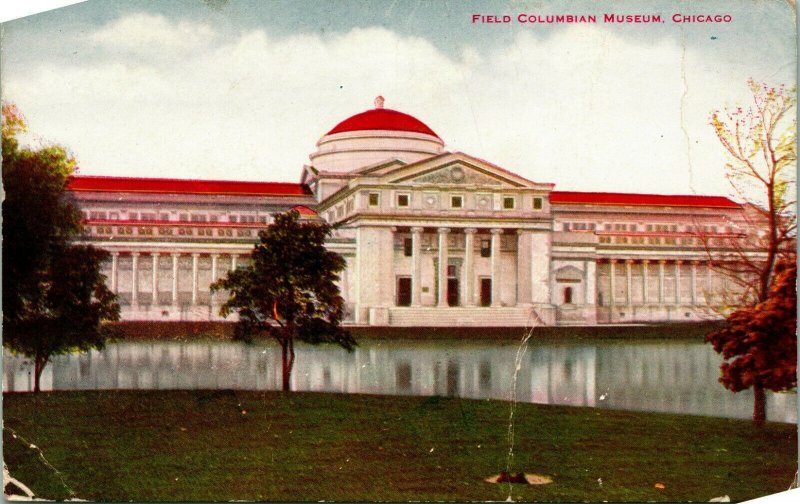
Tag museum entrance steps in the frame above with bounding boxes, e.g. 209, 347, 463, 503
387, 306, 536, 327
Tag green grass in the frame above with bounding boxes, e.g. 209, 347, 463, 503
3, 390, 796, 502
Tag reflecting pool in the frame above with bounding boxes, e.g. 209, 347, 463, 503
3, 338, 796, 423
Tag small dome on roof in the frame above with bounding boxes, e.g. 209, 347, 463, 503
326, 107, 441, 139
310, 97, 445, 173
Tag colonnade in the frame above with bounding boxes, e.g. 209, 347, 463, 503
109, 251, 243, 307
407, 226, 514, 308
604, 258, 710, 306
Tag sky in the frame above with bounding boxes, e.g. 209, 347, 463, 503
0, 0, 796, 197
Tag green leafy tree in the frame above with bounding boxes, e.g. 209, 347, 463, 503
706, 260, 796, 427
2, 101, 120, 392
212, 211, 355, 391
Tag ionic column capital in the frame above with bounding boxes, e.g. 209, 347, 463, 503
131, 252, 140, 257
438, 227, 451, 235
151, 252, 160, 258
658, 259, 668, 264
171, 252, 181, 258
210, 253, 220, 259
463, 228, 478, 235
625, 259, 636, 264
490, 228, 504, 235
410, 226, 425, 234
641, 259, 650, 264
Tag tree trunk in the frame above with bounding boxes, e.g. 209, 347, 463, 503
753, 384, 766, 427
33, 355, 47, 393
280, 339, 291, 392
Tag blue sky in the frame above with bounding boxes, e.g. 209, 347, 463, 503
1, 0, 796, 196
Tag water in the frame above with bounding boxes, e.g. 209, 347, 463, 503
3, 338, 796, 423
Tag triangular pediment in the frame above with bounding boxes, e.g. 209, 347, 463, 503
382, 152, 537, 188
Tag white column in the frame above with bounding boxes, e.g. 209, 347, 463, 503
642, 260, 649, 304
231, 254, 239, 271
151, 253, 159, 305
658, 260, 666, 304
211, 254, 219, 306
490, 228, 503, 307
411, 227, 423, 307
609, 260, 616, 306
131, 252, 140, 307
706, 261, 713, 306
437, 228, 450, 307
515, 229, 531, 307
625, 259, 633, 306
690, 260, 698, 305
584, 260, 596, 305
675, 260, 682, 305
110, 252, 119, 293
463, 228, 477, 306
171, 253, 180, 306
191, 253, 199, 306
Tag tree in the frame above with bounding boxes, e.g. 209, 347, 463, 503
706, 261, 796, 427
706, 80, 796, 308
212, 210, 355, 391
704, 81, 797, 425
2, 101, 120, 392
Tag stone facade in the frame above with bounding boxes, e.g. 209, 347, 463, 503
70, 100, 751, 326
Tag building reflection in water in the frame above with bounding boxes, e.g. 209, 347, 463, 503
3, 339, 796, 423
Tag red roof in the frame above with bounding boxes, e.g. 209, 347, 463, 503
327, 108, 440, 139
291, 205, 318, 217
550, 191, 741, 209
69, 176, 312, 196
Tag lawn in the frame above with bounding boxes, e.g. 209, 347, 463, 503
3, 390, 796, 502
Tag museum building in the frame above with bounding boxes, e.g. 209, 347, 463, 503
70, 97, 750, 327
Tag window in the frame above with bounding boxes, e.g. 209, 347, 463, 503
397, 194, 410, 207
451, 195, 463, 208
563, 287, 573, 304
403, 238, 412, 257
563, 223, 571, 231
368, 192, 380, 207
258, 216, 268, 224
532, 197, 543, 210
179, 213, 189, 221
447, 265, 457, 277
159, 213, 170, 221
109, 212, 119, 220
128, 212, 138, 221
229, 215, 238, 223
210, 215, 219, 223
480, 239, 491, 257
503, 196, 515, 209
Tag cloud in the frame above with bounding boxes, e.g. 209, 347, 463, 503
90, 12, 216, 55
3, 12, 789, 197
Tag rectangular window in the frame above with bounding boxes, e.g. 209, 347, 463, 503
229, 215, 238, 223
368, 192, 380, 207
397, 194, 410, 207
480, 239, 491, 257
403, 237, 412, 257
451, 195, 463, 208
210, 215, 219, 223
503, 196, 515, 209
159, 213, 170, 221
447, 265, 457, 277
532, 197, 543, 210
179, 213, 189, 221
563, 223, 571, 231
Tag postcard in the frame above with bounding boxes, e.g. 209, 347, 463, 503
2, 1, 797, 502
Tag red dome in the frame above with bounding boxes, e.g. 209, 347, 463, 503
326, 108, 440, 139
